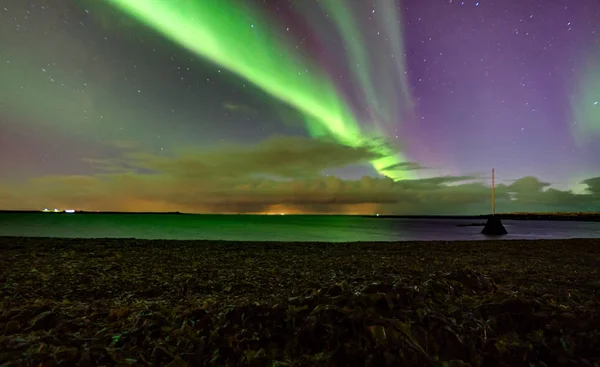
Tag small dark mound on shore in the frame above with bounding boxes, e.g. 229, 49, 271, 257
1, 237, 600, 366
482, 216, 508, 235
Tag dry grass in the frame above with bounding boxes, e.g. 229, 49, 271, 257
1, 237, 600, 366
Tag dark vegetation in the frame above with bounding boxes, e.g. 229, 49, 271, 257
1, 237, 600, 366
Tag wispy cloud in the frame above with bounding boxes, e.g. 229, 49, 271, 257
223, 102, 257, 115
0, 136, 598, 214
381, 161, 428, 172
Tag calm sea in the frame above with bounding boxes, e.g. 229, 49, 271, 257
0, 213, 599, 242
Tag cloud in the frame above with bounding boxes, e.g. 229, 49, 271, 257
81, 158, 131, 173
223, 102, 257, 115
109, 140, 140, 150
123, 135, 386, 180
582, 177, 600, 196
507, 176, 551, 193
1, 136, 599, 214
381, 161, 428, 172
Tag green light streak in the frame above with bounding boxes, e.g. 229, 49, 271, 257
318, 0, 415, 124
314, 0, 416, 175
106, 0, 412, 180
376, 0, 414, 106
319, 0, 386, 124
308, 0, 415, 177
571, 53, 600, 145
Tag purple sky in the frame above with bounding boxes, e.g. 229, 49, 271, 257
0, 0, 598, 213
399, 0, 599, 186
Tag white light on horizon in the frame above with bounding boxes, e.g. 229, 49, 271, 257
64, 209, 76, 213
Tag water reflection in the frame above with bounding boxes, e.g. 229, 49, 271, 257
0, 214, 598, 242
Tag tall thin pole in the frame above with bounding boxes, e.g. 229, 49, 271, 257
492, 168, 495, 215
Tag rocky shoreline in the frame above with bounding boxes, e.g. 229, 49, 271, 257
1, 237, 599, 366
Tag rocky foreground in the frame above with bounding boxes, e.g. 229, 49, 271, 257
1, 237, 600, 366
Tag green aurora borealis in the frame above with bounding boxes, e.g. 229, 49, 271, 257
106, 0, 413, 180
571, 52, 600, 146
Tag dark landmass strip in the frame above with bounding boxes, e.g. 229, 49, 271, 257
367, 213, 600, 222
1, 238, 600, 366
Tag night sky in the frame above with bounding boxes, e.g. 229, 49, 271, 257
0, 0, 599, 214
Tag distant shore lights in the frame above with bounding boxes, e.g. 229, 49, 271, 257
41, 208, 77, 213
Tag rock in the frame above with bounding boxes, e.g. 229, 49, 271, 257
447, 269, 497, 294
481, 216, 508, 235
54, 347, 79, 364
446, 360, 472, 367
327, 284, 343, 296
28, 311, 57, 331
152, 346, 174, 363
165, 356, 189, 367
4, 320, 20, 334
77, 350, 93, 367
360, 282, 395, 294
369, 325, 387, 344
